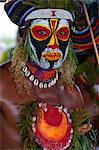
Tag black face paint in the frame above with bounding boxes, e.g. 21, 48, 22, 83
30, 32, 52, 61
58, 38, 69, 59
29, 18, 70, 69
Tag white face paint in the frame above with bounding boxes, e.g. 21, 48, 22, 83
28, 18, 70, 69
30, 19, 50, 28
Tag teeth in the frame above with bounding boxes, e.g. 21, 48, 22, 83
70, 135, 73, 140
63, 108, 68, 113
58, 106, 63, 113
29, 75, 34, 81
32, 123, 35, 128
66, 143, 70, 148
39, 82, 43, 89
63, 146, 68, 149
48, 82, 51, 88
51, 80, 54, 85
32, 126, 36, 132
32, 123, 36, 132
68, 139, 72, 144
22, 66, 27, 72
32, 116, 36, 122
68, 118, 72, 123
44, 148, 48, 150
25, 70, 30, 77
53, 78, 56, 84
70, 129, 73, 134
44, 83, 47, 88
67, 113, 70, 118
56, 72, 58, 80
51, 80, 54, 86
34, 79, 39, 86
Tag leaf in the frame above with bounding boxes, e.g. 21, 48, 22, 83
23, 0, 76, 11
80, 135, 90, 150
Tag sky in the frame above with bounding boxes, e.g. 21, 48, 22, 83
0, 2, 18, 63
0, 2, 18, 41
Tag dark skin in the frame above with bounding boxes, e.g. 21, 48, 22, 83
0, 63, 98, 149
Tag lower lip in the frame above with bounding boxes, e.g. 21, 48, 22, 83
42, 52, 62, 61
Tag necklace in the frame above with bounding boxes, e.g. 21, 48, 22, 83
22, 61, 59, 89
18, 101, 95, 150
32, 102, 73, 150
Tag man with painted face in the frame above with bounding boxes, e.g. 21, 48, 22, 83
28, 14, 71, 69
0, 0, 98, 150
22, 9, 73, 88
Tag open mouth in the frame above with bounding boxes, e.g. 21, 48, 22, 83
42, 51, 62, 61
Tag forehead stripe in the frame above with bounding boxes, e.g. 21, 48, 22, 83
25, 9, 73, 21
8, 0, 21, 16
50, 19, 58, 32
19, 7, 34, 24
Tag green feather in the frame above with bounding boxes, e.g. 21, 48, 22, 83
24, 30, 35, 60
23, 0, 76, 12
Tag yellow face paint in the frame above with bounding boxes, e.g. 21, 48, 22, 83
47, 19, 59, 48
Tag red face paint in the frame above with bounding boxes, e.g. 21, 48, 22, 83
31, 25, 51, 41
56, 26, 70, 41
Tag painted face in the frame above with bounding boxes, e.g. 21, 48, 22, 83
28, 18, 70, 69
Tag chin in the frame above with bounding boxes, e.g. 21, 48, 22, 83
39, 59, 63, 70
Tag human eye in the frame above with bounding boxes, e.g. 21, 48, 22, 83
38, 30, 47, 35
58, 31, 66, 36
31, 25, 51, 41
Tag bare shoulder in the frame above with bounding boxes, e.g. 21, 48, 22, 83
0, 63, 21, 103
0, 63, 35, 104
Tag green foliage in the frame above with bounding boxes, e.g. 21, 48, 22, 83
68, 108, 91, 150
69, 40, 78, 67
23, 0, 76, 12
17, 101, 96, 150
76, 58, 97, 86
24, 30, 35, 60
75, 58, 99, 104
17, 101, 41, 150
70, 108, 90, 128
79, 135, 90, 150
87, 129, 98, 149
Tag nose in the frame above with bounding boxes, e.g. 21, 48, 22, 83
47, 34, 59, 49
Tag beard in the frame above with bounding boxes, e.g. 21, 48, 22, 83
40, 48, 63, 69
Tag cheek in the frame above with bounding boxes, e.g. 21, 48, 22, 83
29, 33, 52, 60
30, 33, 51, 49
58, 39, 69, 56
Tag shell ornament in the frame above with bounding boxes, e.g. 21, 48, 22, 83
32, 102, 73, 150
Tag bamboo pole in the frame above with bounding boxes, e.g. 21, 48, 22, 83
83, 3, 99, 66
